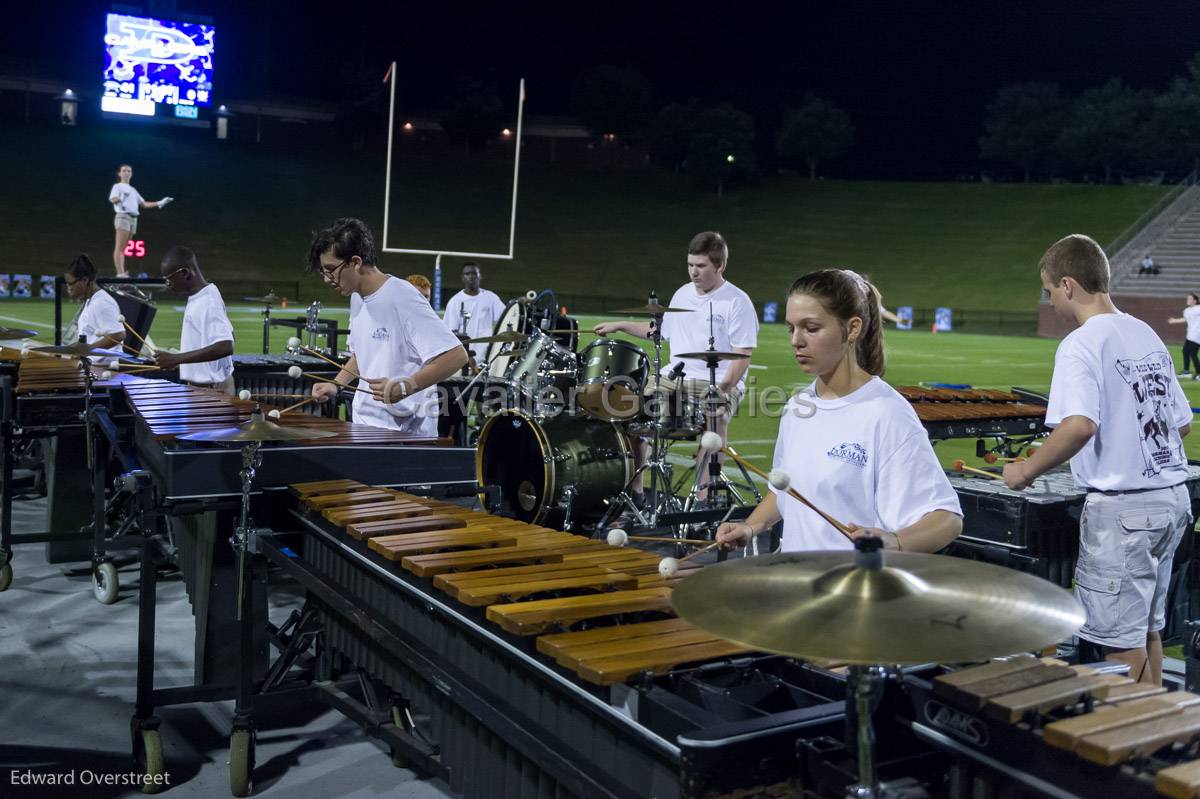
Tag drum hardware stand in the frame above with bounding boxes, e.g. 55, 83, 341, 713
304, 301, 325, 353
598, 292, 683, 531
233, 439, 264, 622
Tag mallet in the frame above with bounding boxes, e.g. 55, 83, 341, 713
287, 365, 371, 394
952, 459, 1004, 481
117, 315, 157, 355
286, 337, 362, 380
982, 452, 1026, 464
266, 396, 320, 419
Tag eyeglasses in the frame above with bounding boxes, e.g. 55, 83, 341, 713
320, 258, 351, 282
1040, 287, 1051, 302
164, 265, 188, 281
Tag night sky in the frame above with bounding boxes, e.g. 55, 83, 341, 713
9, 0, 1200, 176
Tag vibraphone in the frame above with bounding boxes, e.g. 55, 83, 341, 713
253, 481, 862, 799
897, 385, 1047, 440
230, 353, 338, 415
901, 655, 1200, 799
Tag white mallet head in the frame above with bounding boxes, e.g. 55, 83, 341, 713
101, 370, 113, 379
238, 389, 251, 401
267, 409, 281, 420
606, 528, 628, 547
700, 431, 724, 453
658, 557, 679, 579
287, 336, 302, 348
525, 289, 537, 301
116, 314, 125, 323
108, 359, 121, 369
768, 469, 791, 491
288, 365, 302, 379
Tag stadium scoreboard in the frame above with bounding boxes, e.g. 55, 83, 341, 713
102, 13, 215, 119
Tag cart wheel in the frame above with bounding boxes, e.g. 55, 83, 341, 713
93, 561, 119, 605
229, 729, 254, 797
0, 561, 11, 592
136, 729, 165, 794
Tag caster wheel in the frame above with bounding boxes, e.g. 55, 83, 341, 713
229, 729, 255, 797
0, 561, 11, 592
136, 729, 165, 794
93, 561, 119, 605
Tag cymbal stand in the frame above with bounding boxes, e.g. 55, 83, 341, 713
232, 438, 263, 622
845, 537, 887, 799
598, 292, 681, 530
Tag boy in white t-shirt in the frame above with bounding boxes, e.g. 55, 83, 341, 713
442, 262, 506, 367
716, 269, 962, 554
1167, 293, 1200, 379
594, 231, 758, 503
1004, 234, 1192, 686
63, 254, 125, 350
307, 218, 468, 436
154, 246, 236, 393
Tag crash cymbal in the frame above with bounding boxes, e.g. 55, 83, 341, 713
611, 302, 693, 315
242, 293, 281, 305
0, 328, 37, 339
468, 331, 530, 345
178, 410, 338, 443
675, 350, 750, 362
672, 545, 1083, 664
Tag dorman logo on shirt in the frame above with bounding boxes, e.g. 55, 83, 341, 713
371, 327, 390, 342
827, 442, 868, 468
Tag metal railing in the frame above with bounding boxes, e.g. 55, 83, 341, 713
1105, 169, 1199, 258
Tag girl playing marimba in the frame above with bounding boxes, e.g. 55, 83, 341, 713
716, 269, 962, 553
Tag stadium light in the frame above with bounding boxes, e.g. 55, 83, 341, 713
501, 128, 512, 137
726, 154, 736, 163
214, 104, 233, 140
55, 89, 78, 126
402, 121, 414, 132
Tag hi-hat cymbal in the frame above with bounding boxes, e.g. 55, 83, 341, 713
469, 331, 530, 344
178, 411, 338, 443
675, 350, 750, 362
611, 303, 693, 315
243, 293, 281, 305
0, 328, 37, 339
671, 547, 1083, 664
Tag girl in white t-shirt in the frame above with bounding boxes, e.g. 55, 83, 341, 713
108, 164, 173, 278
716, 269, 962, 553
1167, 293, 1200, 379
64, 254, 125, 350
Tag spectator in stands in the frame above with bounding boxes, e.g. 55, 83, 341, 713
1138, 254, 1160, 276
406, 274, 433, 302
109, 164, 173, 279
1168, 293, 1200, 379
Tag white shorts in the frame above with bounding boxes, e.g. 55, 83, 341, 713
114, 213, 138, 234
1074, 484, 1191, 649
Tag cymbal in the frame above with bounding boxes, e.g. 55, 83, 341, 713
611, 303, 692, 315
242, 293, 281, 305
671, 548, 1083, 664
178, 410, 338, 443
0, 328, 37, 339
28, 341, 116, 357
675, 350, 750, 362
469, 331, 530, 344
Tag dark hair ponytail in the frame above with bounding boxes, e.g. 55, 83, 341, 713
788, 268, 886, 376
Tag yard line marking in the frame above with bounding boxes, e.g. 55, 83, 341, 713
0, 314, 54, 330
748, 364, 769, 370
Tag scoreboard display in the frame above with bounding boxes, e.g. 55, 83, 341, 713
102, 13, 215, 117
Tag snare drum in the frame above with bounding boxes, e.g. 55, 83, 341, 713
476, 409, 633, 527
577, 338, 648, 421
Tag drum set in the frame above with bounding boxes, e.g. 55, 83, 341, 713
465, 292, 760, 534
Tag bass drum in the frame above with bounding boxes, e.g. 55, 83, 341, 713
486, 299, 531, 381
476, 409, 633, 528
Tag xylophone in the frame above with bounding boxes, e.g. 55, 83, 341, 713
255, 480, 854, 798
902, 655, 1200, 799
121, 378, 474, 499
230, 354, 337, 414
896, 385, 1047, 440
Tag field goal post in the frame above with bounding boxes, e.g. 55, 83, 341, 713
380, 61, 526, 310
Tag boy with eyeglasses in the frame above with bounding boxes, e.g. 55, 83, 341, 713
307, 218, 467, 435
155, 246, 235, 393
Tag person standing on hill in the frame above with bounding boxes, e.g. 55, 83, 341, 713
109, 164, 173, 278
1167, 293, 1200, 380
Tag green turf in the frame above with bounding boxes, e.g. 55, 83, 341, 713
11, 297, 1200, 473
6, 121, 1168, 317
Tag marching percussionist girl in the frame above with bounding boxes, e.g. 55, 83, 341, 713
716, 269, 962, 553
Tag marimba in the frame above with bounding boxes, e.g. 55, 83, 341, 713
253, 481, 852, 798
904, 655, 1200, 799
896, 385, 1047, 440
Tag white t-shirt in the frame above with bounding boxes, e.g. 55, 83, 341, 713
109, 183, 143, 215
442, 289, 506, 363
661, 280, 759, 388
77, 289, 123, 346
350, 276, 464, 435
772, 377, 962, 552
1184, 305, 1200, 344
179, 283, 234, 384
1047, 312, 1191, 491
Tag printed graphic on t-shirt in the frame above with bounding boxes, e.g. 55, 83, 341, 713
372, 327, 390, 342
827, 442, 869, 468
1115, 352, 1185, 477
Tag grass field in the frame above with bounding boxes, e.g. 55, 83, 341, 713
11, 296, 1200, 475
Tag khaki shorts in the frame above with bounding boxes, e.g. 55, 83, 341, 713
114, 213, 138, 234
1074, 484, 1191, 649
186, 377, 236, 396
